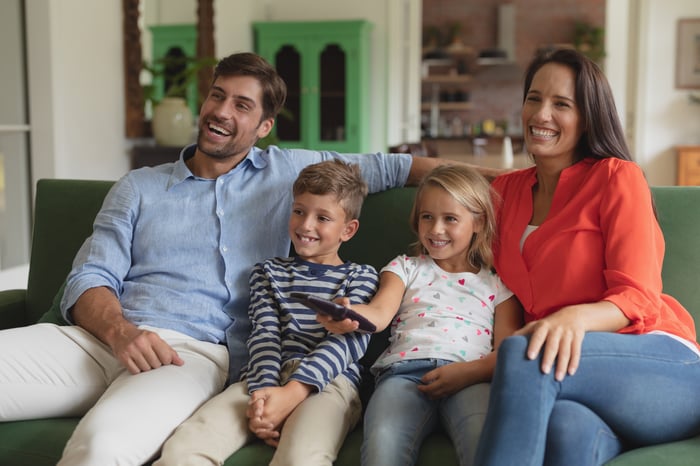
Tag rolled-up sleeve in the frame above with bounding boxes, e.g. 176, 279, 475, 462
60, 177, 137, 322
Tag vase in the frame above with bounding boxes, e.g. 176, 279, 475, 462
152, 97, 194, 147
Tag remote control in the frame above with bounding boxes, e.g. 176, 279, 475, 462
290, 292, 377, 332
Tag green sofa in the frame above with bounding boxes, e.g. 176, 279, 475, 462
0, 179, 699, 466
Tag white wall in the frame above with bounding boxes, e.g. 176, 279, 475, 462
24, 0, 700, 189
632, 0, 700, 185
27, 0, 129, 188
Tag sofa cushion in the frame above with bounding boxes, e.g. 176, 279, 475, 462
37, 280, 68, 325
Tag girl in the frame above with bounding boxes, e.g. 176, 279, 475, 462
321, 164, 521, 466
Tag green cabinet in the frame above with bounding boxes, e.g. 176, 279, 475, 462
253, 20, 372, 152
149, 24, 198, 117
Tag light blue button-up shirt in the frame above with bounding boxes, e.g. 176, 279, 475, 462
60, 144, 411, 381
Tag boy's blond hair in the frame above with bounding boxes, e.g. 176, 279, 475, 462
409, 164, 497, 269
293, 160, 368, 220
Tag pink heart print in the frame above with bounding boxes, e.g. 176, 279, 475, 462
458, 278, 465, 285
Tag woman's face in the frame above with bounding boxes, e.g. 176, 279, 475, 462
522, 63, 583, 164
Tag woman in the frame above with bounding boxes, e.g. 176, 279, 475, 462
475, 48, 700, 466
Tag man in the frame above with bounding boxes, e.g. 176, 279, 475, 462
0, 52, 498, 465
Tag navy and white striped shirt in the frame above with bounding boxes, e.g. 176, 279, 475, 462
244, 256, 378, 393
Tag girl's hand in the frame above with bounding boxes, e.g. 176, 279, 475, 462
417, 359, 492, 399
315, 313, 359, 333
315, 296, 360, 334
515, 306, 585, 381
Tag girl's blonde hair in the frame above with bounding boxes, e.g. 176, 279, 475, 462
408, 164, 497, 269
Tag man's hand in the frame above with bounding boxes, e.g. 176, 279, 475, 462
72, 286, 183, 374
110, 326, 184, 374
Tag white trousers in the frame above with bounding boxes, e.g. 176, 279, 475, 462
0, 323, 228, 466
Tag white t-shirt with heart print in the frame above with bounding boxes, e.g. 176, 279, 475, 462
371, 254, 513, 374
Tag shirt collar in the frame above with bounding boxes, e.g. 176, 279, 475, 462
165, 144, 268, 189
167, 144, 197, 190
247, 146, 268, 169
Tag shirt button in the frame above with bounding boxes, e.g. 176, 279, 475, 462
221, 246, 228, 252
217, 209, 224, 217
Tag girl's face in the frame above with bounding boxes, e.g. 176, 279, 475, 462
522, 63, 583, 165
416, 185, 481, 273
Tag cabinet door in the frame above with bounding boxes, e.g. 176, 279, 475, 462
149, 24, 198, 117
254, 21, 371, 152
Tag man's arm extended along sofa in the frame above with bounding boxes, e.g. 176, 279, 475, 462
1, 179, 699, 466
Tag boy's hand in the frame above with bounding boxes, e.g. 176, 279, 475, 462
247, 397, 279, 447
247, 382, 313, 446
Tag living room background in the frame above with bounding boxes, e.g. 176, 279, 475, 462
1, 0, 700, 284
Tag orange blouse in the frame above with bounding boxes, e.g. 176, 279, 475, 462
491, 157, 697, 344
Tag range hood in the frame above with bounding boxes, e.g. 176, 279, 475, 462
477, 4, 516, 65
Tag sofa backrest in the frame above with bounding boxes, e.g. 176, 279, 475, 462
25, 180, 700, 346
651, 186, 700, 321
26, 179, 114, 323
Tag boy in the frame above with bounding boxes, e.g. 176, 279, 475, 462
155, 159, 378, 466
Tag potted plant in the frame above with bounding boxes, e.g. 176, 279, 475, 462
574, 21, 605, 64
142, 51, 217, 146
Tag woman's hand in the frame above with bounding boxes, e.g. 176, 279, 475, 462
516, 301, 630, 381
515, 306, 586, 381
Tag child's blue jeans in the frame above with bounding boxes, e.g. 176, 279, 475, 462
362, 358, 489, 466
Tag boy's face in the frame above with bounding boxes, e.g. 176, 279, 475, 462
289, 192, 359, 265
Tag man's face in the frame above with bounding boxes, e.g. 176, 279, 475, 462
196, 75, 273, 161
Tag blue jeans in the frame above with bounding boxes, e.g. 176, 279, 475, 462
475, 333, 700, 466
362, 359, 489, 466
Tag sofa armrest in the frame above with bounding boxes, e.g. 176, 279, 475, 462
0, 289, 29, 329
